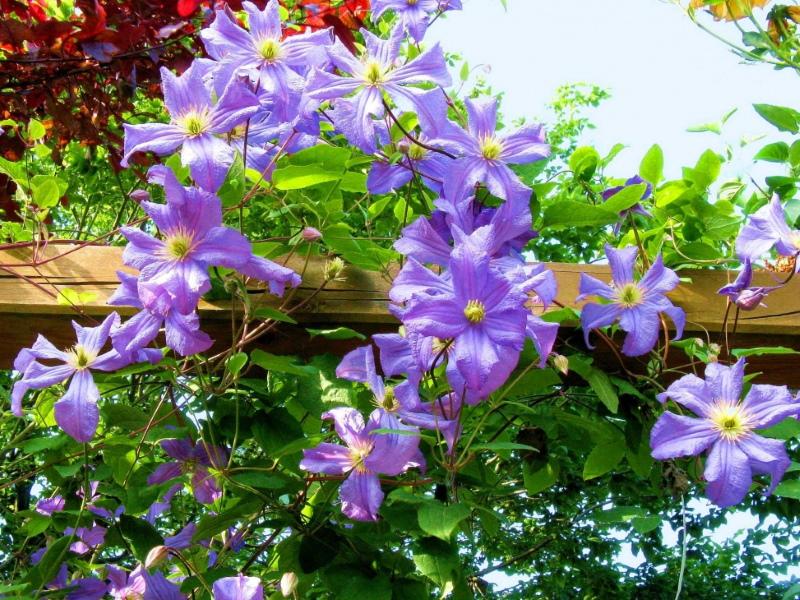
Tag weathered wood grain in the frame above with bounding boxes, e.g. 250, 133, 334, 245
0, 243, 798, 383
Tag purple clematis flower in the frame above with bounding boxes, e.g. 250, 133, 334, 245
11, 312, 140, 442
147, 438, 228, 504
651, 359, 800, 507
337, 344, 458, 453
300, 407, 422, 521
143, 570, 186, 600
367, 136, 450, 195
578, 244, 685, 357
121, 62, 259, 192
212, 574, 263, 600
36, 495, 65, 515
736, 195, 800, 268
306, 24, 451, 153
107, 565, 146, 600
371, 0, 462, 42
201, 1, 332, 119
717, 258, 779, 311
163, 522, 197, 550
433, 96, 549, 203
120, 167, 300, 316
392, 225, 547, 399
65, 524, 106, 555
602, 175, 653, 235
109, 270, 212, 358
66, 577, 108, 600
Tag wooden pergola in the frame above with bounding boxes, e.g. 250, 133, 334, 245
1, 243, 799, 385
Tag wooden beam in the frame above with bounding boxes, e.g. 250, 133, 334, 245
0, 244, 798, 384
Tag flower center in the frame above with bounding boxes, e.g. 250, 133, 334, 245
178, 110, 210, 137
364, 61, 385, 86
124, 593, 144, 600
258, 38, 281, 62
407, 143, 427, 161
164, 231, 195, 261
464, 299, 486, 324
66, 345, 96, 370
709, 403, 751, 441
480, 136, 504, 161
349, 444, 373, 474
381, 386, 399, 412
616, 283, 643, 308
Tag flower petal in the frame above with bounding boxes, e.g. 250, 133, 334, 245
650, 412, 718, 459
704, 440, 752, 508
54, 370, 100, 442
300, 443, 353, 475
339, 470, 384, 522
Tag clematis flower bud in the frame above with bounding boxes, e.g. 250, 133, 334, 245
553, 354, 569, 375
280, 572, 298, 598
130, 189, 150, 203
301, 227, 322, 242
324, 257, 345, 281
145, 545, 169, 569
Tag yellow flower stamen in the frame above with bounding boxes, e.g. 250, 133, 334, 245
479, 136, 504, 161
178, 110, 210, 137
66, 345, 96, 370
464, 299, 486, 324
349, 444, 373, 474
616, 283, 643, 308
163, 230, 195, 261
407, 143, 427, 161
364, 61, 385, 86
258, 38, 282, 62
709, 402, 752, 441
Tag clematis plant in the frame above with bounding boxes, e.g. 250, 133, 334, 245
578, 244, 685, 357
736, 195, 800, 268
371, 0, 462, 42
147, 438, 229, 504
651, 359, 799, 507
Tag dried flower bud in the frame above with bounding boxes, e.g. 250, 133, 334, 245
280, 572, 298, 598
735, 288, 768, 311
708, 343, 722, 362
301, 227, 322, 242
396, 139, 411, 154
324, 257, 345, 281
130, 189, 150, 203
145, 545, 169, 569
552, 354, 569, 375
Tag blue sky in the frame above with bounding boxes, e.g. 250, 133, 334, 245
429, 0, 800, 180
428, 1, 799, 591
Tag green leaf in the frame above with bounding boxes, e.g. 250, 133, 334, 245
226, 352, 248, 376
272, 165, 342, 190
690, 149, 722, 189
639, 144, 664, 185
119, 515, 164, 562
602, 183, 648, 214
413, 538, 460, 588
250, 349, 316, 377
288, 144, 351, 170
252, 306, 298, 324
569, 356, 619, 413
632, 516, 662, 534
306, 327, 366, 340
32, 176, 60, 208
583, 438, 626, 480
323, 222, 398, 271
417, 503, 471, 541
27, 119, 46, 141
754, 103, 800, 134
761, 418, 800, 440
775, 479, 800, 500
252, 408, 305, 455
754, 141, 790, 163
472, 442, 537, 453
731, 346, 799, 358
541, 201, 619, 230
568, 146, 600, 180
523, 461, 559, 495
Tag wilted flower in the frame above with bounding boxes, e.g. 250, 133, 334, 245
300, 407, 422, 521
690, 0, 770, 21
651, 358, 799, 507
717, 258, 779, 311
578, 244, 685, 357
